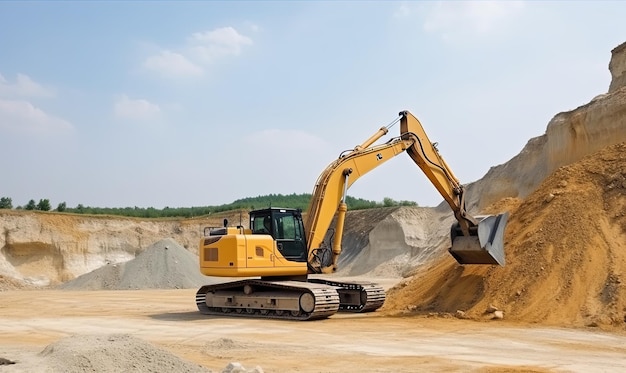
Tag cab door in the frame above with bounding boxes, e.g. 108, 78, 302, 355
273, 211, 307, 263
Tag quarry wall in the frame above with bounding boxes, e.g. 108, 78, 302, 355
466, 42, 626, 211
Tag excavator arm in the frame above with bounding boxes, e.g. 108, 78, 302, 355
305, 111, 508, 274
399, 111, 475, 234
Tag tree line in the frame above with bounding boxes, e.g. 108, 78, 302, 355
0, 194, 417, 218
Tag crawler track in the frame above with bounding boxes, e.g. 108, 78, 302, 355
196, 280, 340, 320
309, 279, 386, 312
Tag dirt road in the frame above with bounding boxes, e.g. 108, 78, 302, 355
1, 290, 625, 372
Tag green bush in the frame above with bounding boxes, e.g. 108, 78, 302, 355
0, 197, 12, 209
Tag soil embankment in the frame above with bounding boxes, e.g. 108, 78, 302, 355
383, 143, 626, 330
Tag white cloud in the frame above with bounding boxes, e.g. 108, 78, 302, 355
393, 2, 412, 19
143, 50, 204, 78
0, 73, 55, 98
190, 27, 253, 62
0, 99, 72, 134
423, 1, 525, 41
246, 22, 260, 33
114, 95, 161, 120
142, 26, 253, 78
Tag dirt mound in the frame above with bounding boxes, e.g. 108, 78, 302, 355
383, 143, 626, 330
33, 334, 209, 373
59, 238, 216, 290
0, 275, 30, 291
337, 206, 451, 277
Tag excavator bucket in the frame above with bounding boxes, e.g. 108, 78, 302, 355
448, 213, 509, 266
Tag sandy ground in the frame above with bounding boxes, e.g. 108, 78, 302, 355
1, 289, 625, 373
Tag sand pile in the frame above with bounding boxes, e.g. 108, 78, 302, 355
383, 143, 626, 329
337, 206, 451, 277
36, 334, 209, 373
59, 238, 216, 290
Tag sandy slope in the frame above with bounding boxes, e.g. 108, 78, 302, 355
383, 143, 626, 330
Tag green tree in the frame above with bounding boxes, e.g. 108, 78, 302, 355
37, 199, 51, 211
56, 202, 67, 212
383, 197, 397, 207
0, 197, 12, 209
25, 199, 37, 210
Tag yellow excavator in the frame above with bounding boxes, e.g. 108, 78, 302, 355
196, 111, 509, 320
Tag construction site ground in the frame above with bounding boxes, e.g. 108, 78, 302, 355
1, 288, 626, 373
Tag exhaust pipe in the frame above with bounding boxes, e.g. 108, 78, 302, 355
448, 212, 509, 266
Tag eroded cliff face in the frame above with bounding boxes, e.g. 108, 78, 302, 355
337, 206, 452, 277
0, 211, 241, 285
609, 42, 626, 93
467, 42, 626, 211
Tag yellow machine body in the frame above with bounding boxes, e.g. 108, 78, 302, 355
199, 225, 308, 277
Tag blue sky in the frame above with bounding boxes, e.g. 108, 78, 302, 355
1, 1, 624, 209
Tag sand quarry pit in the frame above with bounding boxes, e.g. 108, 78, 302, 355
1, 146, 626, 373
2, 43, 626, 373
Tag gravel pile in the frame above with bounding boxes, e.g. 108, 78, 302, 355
59, 238, 217, 290
36, 334, 210, 373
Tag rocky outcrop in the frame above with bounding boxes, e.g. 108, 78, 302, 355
466, 41, 626, 211
609, 42, 626, 93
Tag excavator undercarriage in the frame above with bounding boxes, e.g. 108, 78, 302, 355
195, 278, 385, 320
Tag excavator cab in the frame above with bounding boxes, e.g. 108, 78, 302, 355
448, 212, 509, 266
251, 208, 308, 262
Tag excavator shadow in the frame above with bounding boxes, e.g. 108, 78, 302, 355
148, 310, 381, 322
149, 311, 218, 322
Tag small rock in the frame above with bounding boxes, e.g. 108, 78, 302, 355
492, 310, 504, 320
0, 357, 16, 365
558, 180, 568, 188
223, 362, 245, 373
455, 310, 467, 319
516, 290, 522, 296
486, 305, 499, 313
545, 193, 555, 203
